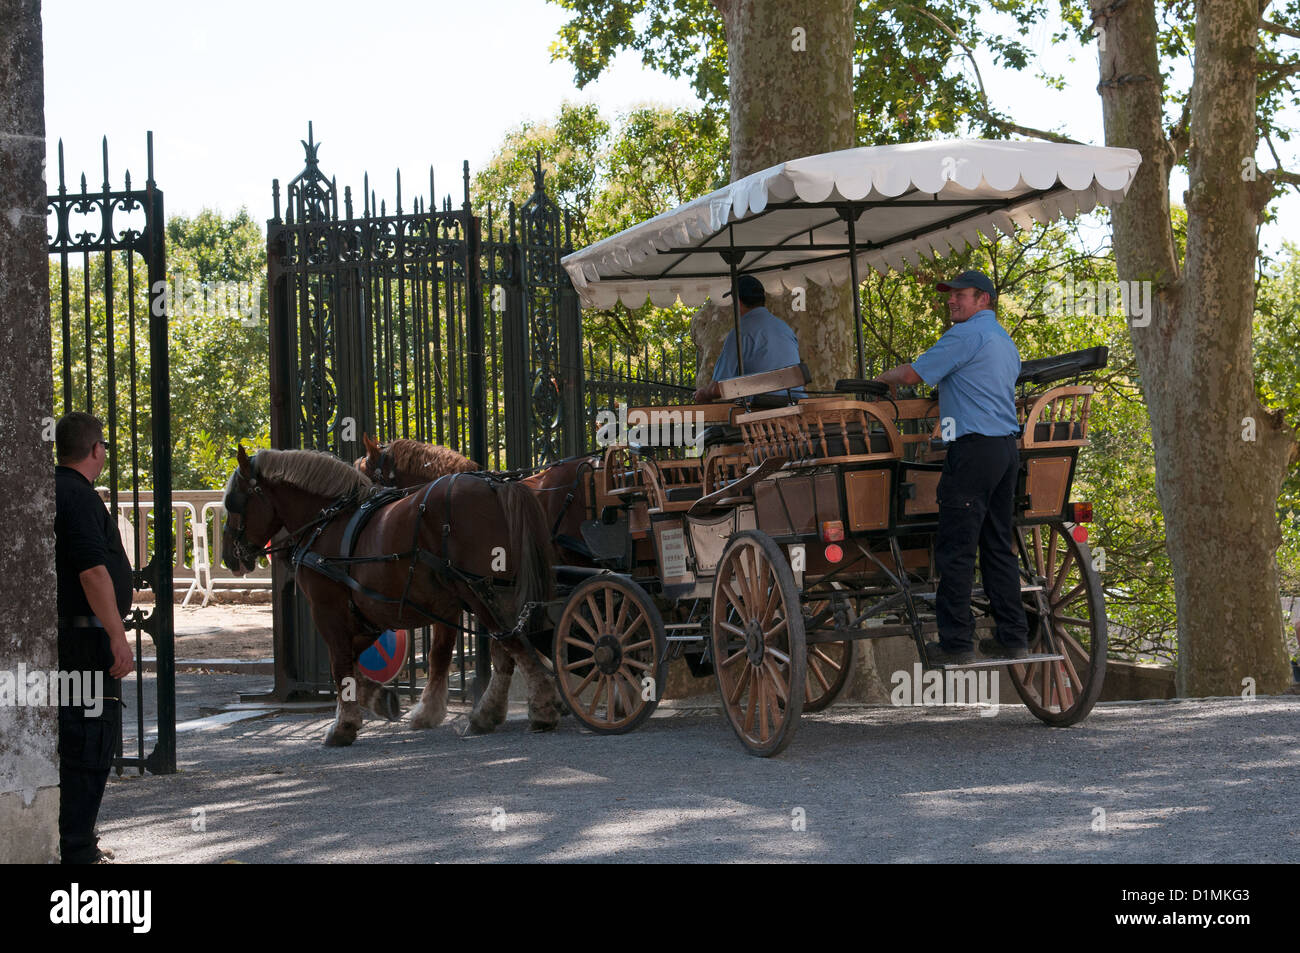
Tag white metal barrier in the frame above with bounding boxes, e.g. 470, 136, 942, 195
97, 488, 272, 607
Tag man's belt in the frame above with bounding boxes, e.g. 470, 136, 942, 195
59, 615, 107, 629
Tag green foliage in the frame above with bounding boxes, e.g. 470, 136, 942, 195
549, 0, 728, 105
1255, 242, 1300, 597
473, 103, 727, 373
50, 208, 270, 491
165, 209, 270, 488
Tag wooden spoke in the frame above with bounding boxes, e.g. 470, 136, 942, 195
760, 580, 781, 627
571, 612, 599, 641
756, 673, 768, 742
617, 612, 648, 645
721, 646, 749, 669
728, 661, 753, 707
563, 635, 596, 651
808, 656, 833, 693
763, 617, 787, 643
570, 664, 599, 694
718, 620, 746, 638
1055, 613, 1091, 627
1049, 545, 1076, 600
766, 646, 791, 666
622, 638, 654, 654
585, 593, 604, 633
763, 658, 790, 705
586, 677, 607, 718
613, 592, 631, 635
622, 656, 652, 673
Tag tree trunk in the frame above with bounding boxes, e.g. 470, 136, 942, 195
1093, 0, 1295, 695
694, 0, 858, 391
0, 0, 59, 861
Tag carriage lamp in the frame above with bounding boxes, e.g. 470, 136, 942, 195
1069, 502, 1093, 522
824, 543, 844, 563
820, 520, 845, 542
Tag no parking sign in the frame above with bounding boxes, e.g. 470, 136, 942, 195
358, 628, 408, 684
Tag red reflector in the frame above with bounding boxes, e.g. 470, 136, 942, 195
824, 543, 844, 563
1070, 501, 1093, 522
1071, 525, 1088, 543
820, 520, 845, 542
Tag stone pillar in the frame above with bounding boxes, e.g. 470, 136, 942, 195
0, 0, 59, 863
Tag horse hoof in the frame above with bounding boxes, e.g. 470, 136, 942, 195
373, 687, 402, 722
529, 718, 559, 732
323, 727, 357, 747
467, 715, 496, 735
409, 701, 446, 730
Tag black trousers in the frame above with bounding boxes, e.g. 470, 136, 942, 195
58, 698, 120, 864
934, 433, 1029, 650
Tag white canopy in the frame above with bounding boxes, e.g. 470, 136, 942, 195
561, 139, 1141, 309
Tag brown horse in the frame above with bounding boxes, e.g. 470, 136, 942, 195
221, 445, 560, 744
354, 433, 483, 720
356, 434, 599, 565
356, 439, 605, 722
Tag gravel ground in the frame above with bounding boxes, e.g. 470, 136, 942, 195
98, 681, 1300, 864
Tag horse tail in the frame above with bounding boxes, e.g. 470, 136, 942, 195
497, 479, 554, 617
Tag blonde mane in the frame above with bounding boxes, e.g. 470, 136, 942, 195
254, 448, 373, 499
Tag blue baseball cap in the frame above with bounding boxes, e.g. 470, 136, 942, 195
936, 270, 996, 297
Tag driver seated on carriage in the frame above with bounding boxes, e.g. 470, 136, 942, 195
692, 274, 807, 403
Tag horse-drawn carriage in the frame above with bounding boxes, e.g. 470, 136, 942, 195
545, 348, 1109, 755
547, 139, 1140, 755
222, 139, 1140, 756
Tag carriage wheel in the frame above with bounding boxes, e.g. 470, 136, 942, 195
553, 575, 667, 734
1010, 522, 1108, 726
799, 593, 855, 711
804, 639, 855, 712
711, 530, 806, 756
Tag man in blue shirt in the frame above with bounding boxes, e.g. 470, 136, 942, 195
693, 275, 806, 401
875, 270, 1029, 665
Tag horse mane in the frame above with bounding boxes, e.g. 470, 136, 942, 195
255, 449, 373, 499
387, 440, 480, 478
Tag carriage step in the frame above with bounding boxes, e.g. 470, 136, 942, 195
667, 634, 707, 642
665, 623, 704, 630
934, 653, 1064, 671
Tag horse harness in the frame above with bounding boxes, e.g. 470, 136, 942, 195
234, 463, 535, 639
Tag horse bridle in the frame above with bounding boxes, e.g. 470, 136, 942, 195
224, 454, 271, 568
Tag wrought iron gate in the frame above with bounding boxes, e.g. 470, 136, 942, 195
262, 129, 585, 701
47, 134, 176, 775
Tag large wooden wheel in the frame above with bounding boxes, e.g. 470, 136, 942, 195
1010, 522, 1108, 726
711, 530, 806, 756
554, 575, 667, 735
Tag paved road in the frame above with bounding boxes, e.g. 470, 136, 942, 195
99, 676, 1300, 863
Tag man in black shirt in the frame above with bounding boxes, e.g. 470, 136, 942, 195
54, 412, 134, 864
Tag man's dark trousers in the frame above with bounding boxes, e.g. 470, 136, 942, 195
935, 433, 1029, 651
58, 622, 120, 865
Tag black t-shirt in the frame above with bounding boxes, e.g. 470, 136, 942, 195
55, 466, 133, 676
